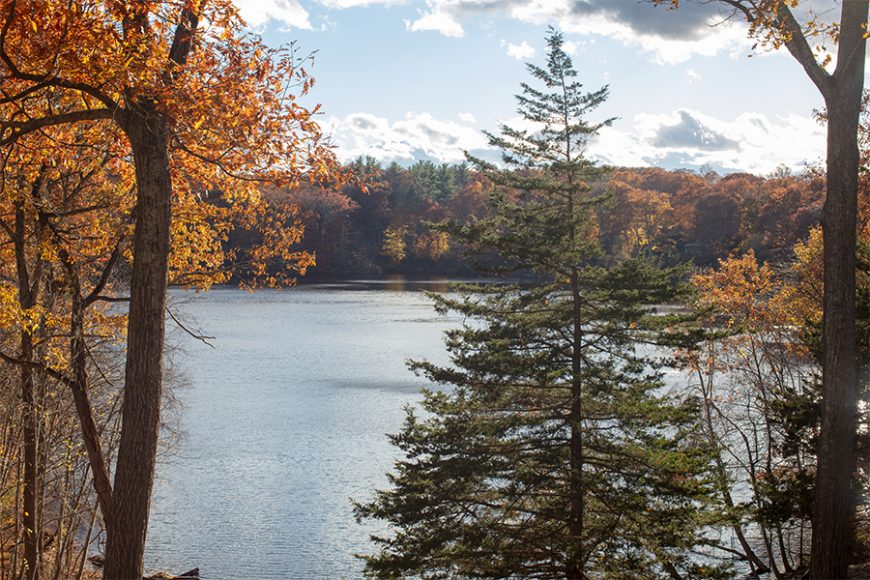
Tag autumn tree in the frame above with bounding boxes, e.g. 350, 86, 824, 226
680, 91, 870, 572
684, 224, 870, 575
381, 225, 409, 263
656, 2, 868, 575
597, 176, 673, 257
266, 183, 358, 269
689, 251, 820, 575
0, 113, 313, 578
0, 1, 340, 576
0, 120, 134, 578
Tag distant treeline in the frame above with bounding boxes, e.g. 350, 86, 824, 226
245, 158, 825, 277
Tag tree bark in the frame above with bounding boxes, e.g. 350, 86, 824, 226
14, 197, 40, 580
806, 3, 868, 578
568, 268, 584, 580
103, 108, 173, 580
103, 9, 197, 577
19, 328, 38, 580
68, 289, 113, 525
811, 70, 865, 580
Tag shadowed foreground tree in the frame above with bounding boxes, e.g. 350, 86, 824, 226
0, 1, 340, 577
356, 30, 721, 579
656, 2, 868, 576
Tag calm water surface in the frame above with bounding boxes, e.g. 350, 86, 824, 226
145, 282, 459, 579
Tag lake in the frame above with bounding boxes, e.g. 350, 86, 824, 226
144, 281, 459, 579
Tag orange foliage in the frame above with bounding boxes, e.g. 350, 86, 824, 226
0, 0, 346, 290
0, 2, 347, 572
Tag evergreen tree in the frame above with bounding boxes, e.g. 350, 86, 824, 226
356, 29, 722, 579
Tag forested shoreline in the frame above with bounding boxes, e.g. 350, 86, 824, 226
253, 160, 826, 279
0, 2, 867, 579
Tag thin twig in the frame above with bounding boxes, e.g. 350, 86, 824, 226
165, 305, 215, 348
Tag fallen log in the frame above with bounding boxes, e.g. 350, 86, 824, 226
144, 568, 200, 580
88, 555, 199, 580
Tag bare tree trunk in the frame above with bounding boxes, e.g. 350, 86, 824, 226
14, 196, 40, 580
48, 193, 121, 528
103, 109, 173, 580
68, 290, 113, 524
103, 9, 197, 576
19, 328, 38, 580
811, 79, 864, 579
807, 5, 868, 577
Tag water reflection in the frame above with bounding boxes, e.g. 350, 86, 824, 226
301, 274, 457, 293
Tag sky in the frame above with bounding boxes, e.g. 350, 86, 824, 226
231, 0, 854, 175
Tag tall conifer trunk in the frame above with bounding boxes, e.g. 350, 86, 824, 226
566, 126, 584, 577
568, 268, 584, 580
564, 71, 585, 577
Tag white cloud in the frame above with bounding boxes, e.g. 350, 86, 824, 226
326, 107, 824, 174
505, 40, 535, 60
399, 0, 755, 64
686, 68, 701, 83
592, 109, 825, 174
233, 0, 312, 29
459, 112, 477, 124
561, 39, 585, 56
318, 0, 405, 7
325, 111, 488, 163
555, 10, 750, 65
404, 5, 464, 37
317, 14, 338, 32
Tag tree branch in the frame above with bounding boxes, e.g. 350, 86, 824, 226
167, 7, 199, 71
84, 237, 126, 308
775, 4, 833, 98
0, 80, 54, 104
832, 0, 869, 86
166, 305, 215, 348
174, 142, 270, 182
0, 109, 114, 146
0, 349, 75, 389
715, 0, 756, 24
91, 295, 130, 303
